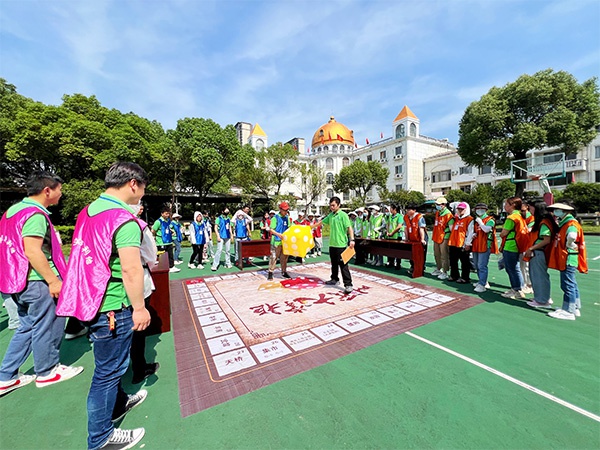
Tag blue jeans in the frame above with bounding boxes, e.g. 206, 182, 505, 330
560, 266, 580, 314
87, 308, 134, 449
473, 249, 491, 286
174, 240, 182, 261
529, 250, 551, 304
211, 238, 231, 269
0, 281, 65, 381
503, 250, 523, 291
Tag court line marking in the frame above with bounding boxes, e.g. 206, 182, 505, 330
592, 255, 600, 261
406, 331, 600, 423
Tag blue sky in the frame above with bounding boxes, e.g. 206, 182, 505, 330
1, 0, 599, 149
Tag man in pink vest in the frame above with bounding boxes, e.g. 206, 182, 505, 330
0, 171, 83, 397
57, 162, 151, 450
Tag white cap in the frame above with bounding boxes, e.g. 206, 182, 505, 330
548, 203, 574, 211
369, 205, 380, 211
172, 213, 182, 218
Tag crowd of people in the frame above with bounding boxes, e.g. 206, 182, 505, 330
0, 164, 589, 449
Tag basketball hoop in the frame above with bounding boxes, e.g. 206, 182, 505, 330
527, 174, 542, 181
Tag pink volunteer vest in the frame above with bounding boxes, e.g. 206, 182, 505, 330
0, 207, 67, 294
56, 206, 144, 321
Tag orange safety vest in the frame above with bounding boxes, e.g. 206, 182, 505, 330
404, 213, 423, 242
525, 214, 535, 227
432, 210, 452, 244
523, 218, 554, 262
448, 215, 473, 248
547, 219, 588, 273
501, 213, 530, 253
472, 216, 498, 254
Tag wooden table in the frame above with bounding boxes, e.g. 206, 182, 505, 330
354, 238, 425, 278
148, 252, 171, 334
237, 239, 271, 269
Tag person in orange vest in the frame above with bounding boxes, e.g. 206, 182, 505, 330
465, 202, 497, 292
431, 197, 454, 280
403, 204, 428, 275
524, 201, 558, 309
448, 202, 473, 283
546, 203, 588, 320
499, 197, 527, 299
519, 199, 535, 294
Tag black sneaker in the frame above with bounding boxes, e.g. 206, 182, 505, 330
112, 390, 148, 423
100, 427, 145, 449
282, 272, 291, 279
132, 362, 159, 385
344, 285, 353, 294
267, 272, 273, 281
325, 279, 339, 286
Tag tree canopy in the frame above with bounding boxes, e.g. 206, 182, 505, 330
458, 69, 600, 196
333, 160, 389, 204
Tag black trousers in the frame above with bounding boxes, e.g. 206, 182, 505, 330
158, 244, 174, 268
190, 244, 204, 265
130, 297, 153, 377
449, 245, 471, 281
329, 246, 353, 287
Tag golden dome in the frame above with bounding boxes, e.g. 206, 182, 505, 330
311, 116, 354, 148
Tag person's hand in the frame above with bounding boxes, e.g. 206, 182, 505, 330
524, 248, 534, 259
421, 239, 426, 245
464, 245, 471, 252
349, 240, 355, 249
48, 279, 62, 298
132, 307, 151, 331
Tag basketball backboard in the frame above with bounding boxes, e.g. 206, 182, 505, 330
510, 152, 566, 183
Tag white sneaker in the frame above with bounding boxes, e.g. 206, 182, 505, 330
188, 263, 196, 269
196, 264, 204, 269
437, 273, 449, 280
112, 389, 148, 423
169, 267, 181, 273
474, 284, 486, 293
575, 309, 581, 317
521, 286, 533, 294
225, 265, 232, 269
515, 290, 526, 299
36, 364, 84, 388
527, 300, 553, 309
431, 269, 442, 276
548, 309, 576, 320
501, 289, 516, 298
375, 261, 383, 267
0, 373, 36, 397
473, 282, 490, 288
174, 260, 183, 265
100, 427, 145, 449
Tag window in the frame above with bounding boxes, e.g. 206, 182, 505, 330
547, 176, 574, 187
543, 153, 564, 163
459, 166, 472, 175
432, 170, 451, 183
343, 192, 349, 201
380, 150, 387, 160
409, 123, 417, 137
395, 165, 403, 175
395, 184, 403, 192
326, 157, 334, 170
395, 145, 402, 156
326, 188, 334, 199
326, 172, 334, 184
342, 157, 350, 167
460, 185, 471, 193
395, 124, 405, 138
323, 145, 329, 153
479, 165, 492, 175
367, 155, 373, 162
596, 170, 600, 182
595, 146, 600, 159
256, 139, 264, 150
312, 160, 318, 167
332, 145, 338, 153
441, 187, 451, 194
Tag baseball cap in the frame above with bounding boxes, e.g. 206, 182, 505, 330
279, 201, 290, 210
457, 202, 468, 209
435, 197, 447, 204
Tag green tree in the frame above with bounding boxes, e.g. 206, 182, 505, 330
470, 184, 495, 210
298, 163, 327, 213
444, 189, 472, 205
560, 182, 600, 212
60, 179, 104, 222
174, 118, 254, 207
458, 69, 600, 197
492, 180, 516, 212
380, 189, 425, 211
334, 160, 389, 204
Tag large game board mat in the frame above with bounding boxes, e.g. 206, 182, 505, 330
171, 263, 482, 417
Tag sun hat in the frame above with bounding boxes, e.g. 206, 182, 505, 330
457, 202, 468, 209
435, 197, 447, 204
548, 203, 574, 211
369, 205, 380, 211
172, 213, 182, 218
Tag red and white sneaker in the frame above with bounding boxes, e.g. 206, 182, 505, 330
36, 364, 84, 388
0, 374, 36, 397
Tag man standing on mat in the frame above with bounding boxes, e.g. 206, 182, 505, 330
312, 196, 355, 294
267, 201, 291, 281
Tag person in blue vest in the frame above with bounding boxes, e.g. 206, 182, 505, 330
267, 201, 291, 280
171, 213, 184, 264
233, 212, 251, 265
152, 206, 179, 273
211, 207, 232, 271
